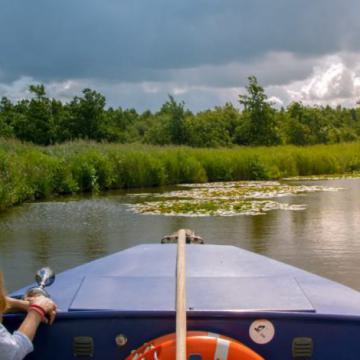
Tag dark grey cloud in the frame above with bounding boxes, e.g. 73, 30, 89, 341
1, 0, 360, 110
1, 0, 360, 83
163, 52, 320, 88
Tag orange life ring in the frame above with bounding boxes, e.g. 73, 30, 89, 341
126, 331, 264, 360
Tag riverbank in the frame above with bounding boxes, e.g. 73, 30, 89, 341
1, 138, 360, 211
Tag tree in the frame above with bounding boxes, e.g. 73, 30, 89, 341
26, 85, 54, 144
100, 107, 140, 142
238, 76, 280, 145
6, 85, 54, 145
50, 99, 73, 143
143, 113, 173, 145
159, 95, 189, 145
0, 98, 15, 138
185, 104, 239, 147
281, 102, 311, 145
68, 89, 106, 140
29, 84, 46, 98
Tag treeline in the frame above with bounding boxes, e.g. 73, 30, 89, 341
1, 77, 360, 147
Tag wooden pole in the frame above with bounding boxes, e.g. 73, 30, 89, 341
176, 229, 187, 360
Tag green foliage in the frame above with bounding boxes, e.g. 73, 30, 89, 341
67, 88, 106, 140
109, 150, 166, 188
1, 140, 360, 211
143, 114, 172, 145
238, 76, 280, 146
159, 95, 189, 145
29, 84, 46, 98
69, 150, 114, 192
184, 104, 239, 147
1, 79, 360, 147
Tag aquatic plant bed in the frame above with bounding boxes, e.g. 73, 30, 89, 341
129, 181, 341, 216
283, 173, 360, 180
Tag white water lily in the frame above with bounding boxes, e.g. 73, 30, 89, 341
126, 180, 340, 217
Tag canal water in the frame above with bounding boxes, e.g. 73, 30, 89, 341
0, 178, 359, 292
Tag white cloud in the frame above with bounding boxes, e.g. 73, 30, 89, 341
0, 77, 87, 103
268, 96, 284, 107
0, 76, 34, 100
281, 53, 360, 107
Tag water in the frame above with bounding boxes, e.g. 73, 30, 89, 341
0, 179, 360, 292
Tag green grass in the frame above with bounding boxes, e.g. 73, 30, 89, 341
1, 138, 360, 211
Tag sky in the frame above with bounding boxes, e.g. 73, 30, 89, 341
0, 0, 360, 111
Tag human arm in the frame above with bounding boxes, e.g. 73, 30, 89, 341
0, 296, 57, 360
0, 289, 57, 360
4, 296, 56, 345
17, 308, 42, 342
0, 322, 35, 360
4, 297, 29, 313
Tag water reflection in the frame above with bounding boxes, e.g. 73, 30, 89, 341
0, 179, 359, 292
33, 232, 51, 265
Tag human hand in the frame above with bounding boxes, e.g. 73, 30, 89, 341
28, 296, 57, 325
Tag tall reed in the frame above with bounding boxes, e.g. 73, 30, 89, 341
1, 139, 360, 211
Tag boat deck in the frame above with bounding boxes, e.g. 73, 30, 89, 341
13, 244, 360, 317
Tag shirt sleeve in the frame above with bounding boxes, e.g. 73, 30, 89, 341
0, 324, 34, 360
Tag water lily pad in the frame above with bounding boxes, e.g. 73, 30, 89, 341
283, 172, 360, 180
127, 180, 341, 217
129, 199, 307, 217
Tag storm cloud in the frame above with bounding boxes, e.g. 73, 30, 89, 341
0, 0, 360, 110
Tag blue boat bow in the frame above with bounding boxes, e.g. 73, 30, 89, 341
5, 238, 360, 359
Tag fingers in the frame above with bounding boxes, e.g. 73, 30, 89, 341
48, 309, 56, 325
28, 296, 57, 325
43, 301, 57, 325
41, 308, 56, 325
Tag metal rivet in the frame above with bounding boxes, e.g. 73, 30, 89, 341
115, 334, 128, 347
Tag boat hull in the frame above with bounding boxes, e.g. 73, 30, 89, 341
4, 311, 360, 359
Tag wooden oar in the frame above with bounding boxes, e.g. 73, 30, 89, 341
176, 229, 187, 360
